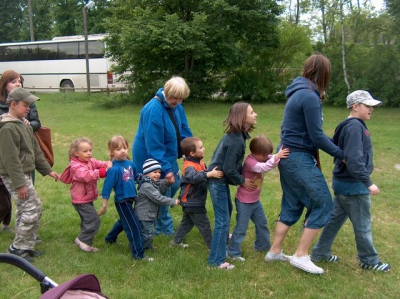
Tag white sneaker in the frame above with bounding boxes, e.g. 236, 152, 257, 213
290, 255, 324, 274
230, 256, 245, 262
264, 250, 291, 262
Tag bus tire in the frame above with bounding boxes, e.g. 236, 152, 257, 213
60, 80, 75, 92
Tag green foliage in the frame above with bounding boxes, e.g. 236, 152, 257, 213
105, 0, 282, 103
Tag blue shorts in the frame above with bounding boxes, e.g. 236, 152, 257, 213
278, 151, 333, 229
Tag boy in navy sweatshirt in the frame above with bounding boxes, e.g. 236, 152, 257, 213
311, 90, 390, 272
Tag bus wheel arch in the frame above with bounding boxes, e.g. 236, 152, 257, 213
60, 79, 75, 92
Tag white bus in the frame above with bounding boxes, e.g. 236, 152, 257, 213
0, 34, 125, 92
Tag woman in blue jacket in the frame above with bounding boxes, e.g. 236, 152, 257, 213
132, 76, 192, 236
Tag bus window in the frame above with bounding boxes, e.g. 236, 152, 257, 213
21, 45, 39, 61
4, 46, 20, 61
38, 44, 57, 60
78, 41, 104, 59
58, 42, 79, 59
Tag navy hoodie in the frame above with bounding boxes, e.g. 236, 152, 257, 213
332, 117, 374, 188
281, 77, 343, 160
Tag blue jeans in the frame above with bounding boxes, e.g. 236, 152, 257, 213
155, 172, 180, 236
311, 193, 379, 265
227, 199, 270, 257
279, 151, 333, 229
207, 181, 233, 266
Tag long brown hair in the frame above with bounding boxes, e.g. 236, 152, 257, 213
0, 70, 24, 103
302, 53, 331, 97
223, 102, 253, 133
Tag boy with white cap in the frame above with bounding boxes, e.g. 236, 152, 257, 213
311, 90, 390, 272
0, 88, 59, 262
135, 158, 179, 250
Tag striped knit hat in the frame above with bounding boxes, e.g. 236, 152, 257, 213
142, 158, 162, 175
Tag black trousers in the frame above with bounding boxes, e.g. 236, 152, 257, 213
174, 211, 212, 249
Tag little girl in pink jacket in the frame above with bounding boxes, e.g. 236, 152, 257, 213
60, 137, 111, 252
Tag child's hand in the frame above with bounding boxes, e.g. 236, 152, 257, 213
369, 184, 379, 195
98, 205, 107, 216
17, 186, 28, 200
207, 167, 224, 179
48, 171, 59, 182
276, 145, 290, 160
106, 161, 113, 170
175, 199, 180, 206
165, 172, 175, 184
242, 178, 257, 191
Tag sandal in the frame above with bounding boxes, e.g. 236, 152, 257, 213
218, 262, 235, 270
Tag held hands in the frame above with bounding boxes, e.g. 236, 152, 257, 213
276, 145, 290, 161
175, 199, 180, 206
242, 178, 257, 191
369, 184, 379, 195
207, 167, 224, 179
106, 161, 113, 170
48, 171, 59, 182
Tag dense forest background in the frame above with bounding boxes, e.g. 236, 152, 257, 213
1, 0, 399, 106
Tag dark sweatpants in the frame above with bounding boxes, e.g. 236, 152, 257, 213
173, 211, 212, 249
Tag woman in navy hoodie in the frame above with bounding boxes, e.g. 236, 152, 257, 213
132, 76, 192, 236
264, 54, 344, 275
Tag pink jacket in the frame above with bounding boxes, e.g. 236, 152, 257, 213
60, 157, 107, 204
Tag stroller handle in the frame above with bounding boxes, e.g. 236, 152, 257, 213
0, 253, 57, 287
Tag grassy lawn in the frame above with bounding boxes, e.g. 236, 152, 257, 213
1, 92, 399, 298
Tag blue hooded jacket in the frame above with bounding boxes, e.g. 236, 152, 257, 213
132, 88, 192, 177
281, 77, 343, 160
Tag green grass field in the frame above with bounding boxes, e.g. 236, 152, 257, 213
1, 92, 399, 298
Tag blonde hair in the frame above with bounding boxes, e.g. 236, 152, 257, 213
164, 76, 190, 99
249, 135, 273, 156
0, 70, 24, 103
68, 137, 92, 159
108, 135, 129, 160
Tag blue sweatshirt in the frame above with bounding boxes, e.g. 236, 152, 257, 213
132, 88, 192, 177
332, 117, 374, 189
282, 77, 343, 160
101, 160, 137, 202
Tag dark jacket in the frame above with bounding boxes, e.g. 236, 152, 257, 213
332, 117, 374, 188
0, 102, 41, 132
207, 131, 250, 186
179, 156, 208, 212
282, 77, 343, 160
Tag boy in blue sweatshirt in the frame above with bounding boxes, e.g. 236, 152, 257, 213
311, 90, 390, 272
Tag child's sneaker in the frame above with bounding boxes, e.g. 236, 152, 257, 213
170, 240, 189, 248
290, 255, 324, 274
8, 245, 34, 263
311, 255, 340, 263
265, 250, 291, 262
75, 238, 99, 252
359, 261, 391, 272
140, 256, 154, 262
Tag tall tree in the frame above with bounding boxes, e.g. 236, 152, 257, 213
105, 0, 281, 102
0, 1, 25, 42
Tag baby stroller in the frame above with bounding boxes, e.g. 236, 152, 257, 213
0, 253, 109, 298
